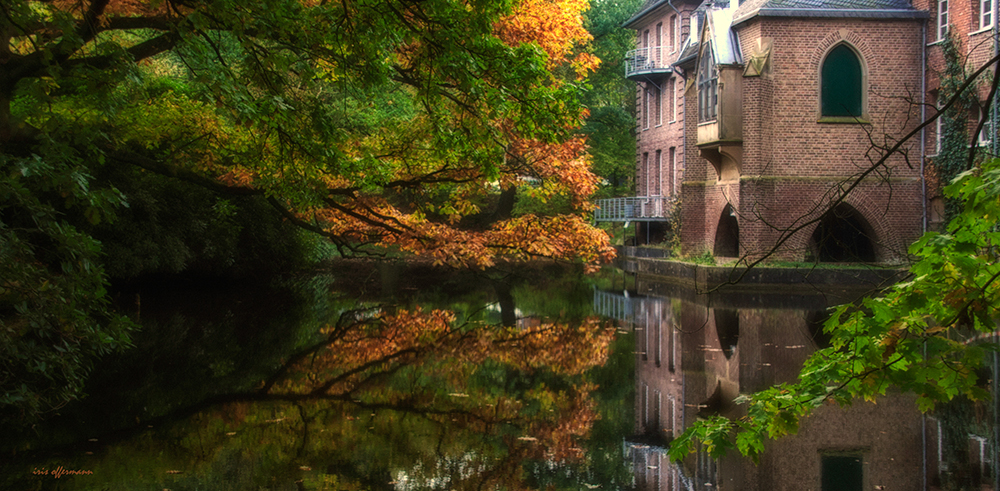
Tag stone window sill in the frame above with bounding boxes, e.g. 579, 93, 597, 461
817, 116, 870, 124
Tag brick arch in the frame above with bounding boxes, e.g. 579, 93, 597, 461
802, 195, 900, 262
838, 193, 905, 260
702, 184, 739, 258
810, 29, 875, 68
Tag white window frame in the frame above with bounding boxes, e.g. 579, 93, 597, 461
938, 0, 948, 41
653, 150, 662, 196
655, 85, 662, 127
978, 106, 992, 147
667, 77, 677, 123
643, 85, 651, 130
669, 14, 677, 52
982, 0, 994, 30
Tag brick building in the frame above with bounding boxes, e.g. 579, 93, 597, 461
620, 0, 997, 262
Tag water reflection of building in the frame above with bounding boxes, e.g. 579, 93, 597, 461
595, 283, 997, 491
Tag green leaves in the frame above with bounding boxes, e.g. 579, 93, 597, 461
0, 155, 135, 424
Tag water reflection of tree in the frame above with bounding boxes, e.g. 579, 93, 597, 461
4, 276, 628, 490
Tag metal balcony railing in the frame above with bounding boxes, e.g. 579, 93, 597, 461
593, 196, 676, 222
625, 47, 672, 79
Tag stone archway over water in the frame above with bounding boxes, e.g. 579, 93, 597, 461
810, 203, 876, 262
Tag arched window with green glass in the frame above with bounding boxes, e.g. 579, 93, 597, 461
820, 44, 864, 118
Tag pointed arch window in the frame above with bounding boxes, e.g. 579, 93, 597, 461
821, 44, 864, 118
698, 45, 718, 123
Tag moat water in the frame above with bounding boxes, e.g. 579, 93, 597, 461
1, 263, 996, 490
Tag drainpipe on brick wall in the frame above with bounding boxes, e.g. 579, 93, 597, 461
921, 23, 928, 234
920, 22, 928, 490
993, 0, 998, 159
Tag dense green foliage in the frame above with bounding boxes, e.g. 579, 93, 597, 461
89, 164, 319, 279
0, 0, 610, 426
0, 154, 134, 423
581, 0, 642, 198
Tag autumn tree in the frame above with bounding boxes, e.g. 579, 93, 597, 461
0, 0, 614, 423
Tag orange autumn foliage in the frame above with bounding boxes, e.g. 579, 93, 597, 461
266, 307, 615, 462
495, 0, 600, 76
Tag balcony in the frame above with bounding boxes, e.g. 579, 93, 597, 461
625, 47, 673, 81
594, 196, 676, 223
696, 64, 743, 181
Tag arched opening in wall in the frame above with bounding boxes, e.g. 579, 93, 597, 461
810, 204, 876, 262
713, 204, 739, 257
714, 308, 739, 359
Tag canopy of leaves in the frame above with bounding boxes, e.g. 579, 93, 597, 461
1, 0, 613, 267
0, 0, 614, 423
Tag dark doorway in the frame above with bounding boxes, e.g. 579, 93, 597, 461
810, 204, 876, 262
713, 204, 739, 257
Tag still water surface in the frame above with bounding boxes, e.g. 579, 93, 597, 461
2, 263, 996, 490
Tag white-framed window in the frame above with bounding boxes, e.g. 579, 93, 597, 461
643, 85, 650, 130
641, 152, 649, 196
978, 105, 992, 147
653, 150, 662, 195
656, 22, 663, 63
668, 147, 677, 195
669, 14, 677, 52
938, 0, 948, 40
667, 77, 676, 122
655, 85, 662, 126
981, 0, 993, 29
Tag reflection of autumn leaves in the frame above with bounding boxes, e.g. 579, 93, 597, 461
271, 307, 614, 461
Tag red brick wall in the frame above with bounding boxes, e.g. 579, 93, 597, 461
633, 3, 701, 198
681, 15, 926, 262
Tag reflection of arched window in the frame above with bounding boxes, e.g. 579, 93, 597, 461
821, 44, 863, 117
714, 309, 739, 359
698, 44, 718, 122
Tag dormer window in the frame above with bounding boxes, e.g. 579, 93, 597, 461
698, 45, 718, 123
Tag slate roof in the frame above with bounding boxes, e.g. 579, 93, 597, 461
623, 0, 672, 28
733, 0, 927, 24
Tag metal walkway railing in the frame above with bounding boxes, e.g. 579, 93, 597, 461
593, 196, 676, 222
624, 47, 673, 78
